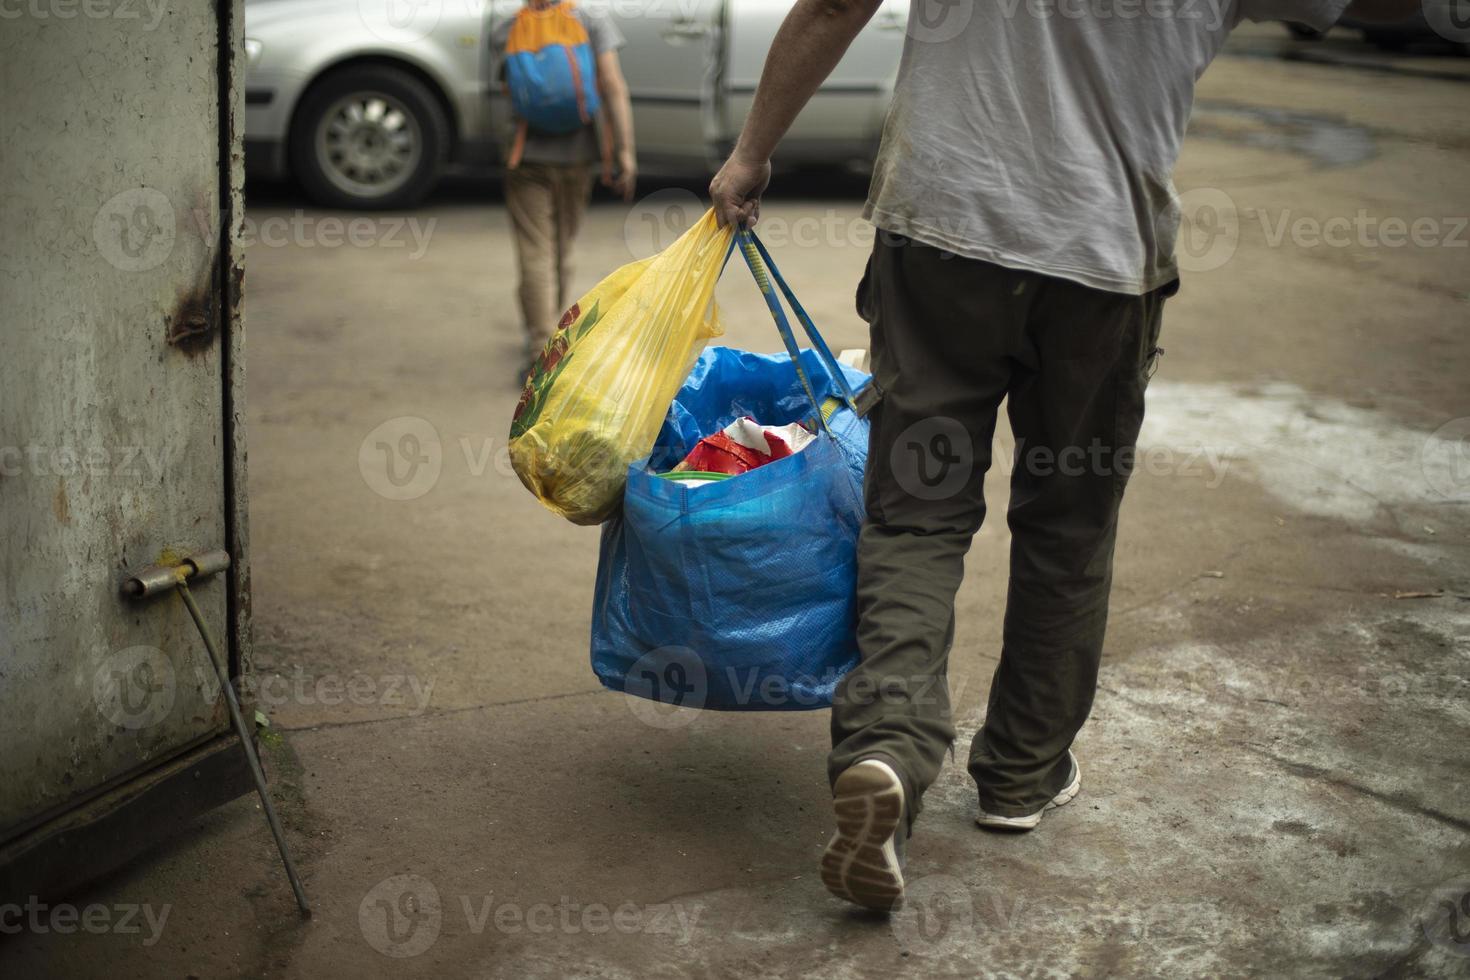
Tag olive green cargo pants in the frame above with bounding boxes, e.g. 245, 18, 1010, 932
829, 233, 1172, 826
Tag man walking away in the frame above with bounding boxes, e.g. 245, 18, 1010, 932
709, 0, 1414, 911
492, 0, 637, 380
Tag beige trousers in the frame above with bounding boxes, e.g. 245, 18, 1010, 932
504, 162, 594, 354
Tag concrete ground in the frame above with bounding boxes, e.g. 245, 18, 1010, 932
5, 24, 1469, 980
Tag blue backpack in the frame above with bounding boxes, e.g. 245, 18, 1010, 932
502, 1, 601, 165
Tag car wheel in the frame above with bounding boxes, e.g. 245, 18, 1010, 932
290, 66, 449, 210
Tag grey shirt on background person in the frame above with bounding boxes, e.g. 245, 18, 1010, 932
489, 1, 627, 167
865, 0, 1349, 295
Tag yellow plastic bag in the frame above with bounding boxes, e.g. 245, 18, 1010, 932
509, 209, 732, 524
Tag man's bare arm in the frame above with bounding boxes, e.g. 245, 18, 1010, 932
596, 49, 637, 201
709, 0, 884, 228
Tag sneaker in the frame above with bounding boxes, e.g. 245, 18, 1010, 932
974, 750, 1081, 831
820, 758, 907, 911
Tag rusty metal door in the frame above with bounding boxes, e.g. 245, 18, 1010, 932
0, 0, 251, 890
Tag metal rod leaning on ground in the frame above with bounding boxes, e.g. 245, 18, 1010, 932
122, 551, 312, 919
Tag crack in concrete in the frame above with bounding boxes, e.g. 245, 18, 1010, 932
274, 687, 606, 734
1244, 745, 1470, 835
1097, 684, 1470, 834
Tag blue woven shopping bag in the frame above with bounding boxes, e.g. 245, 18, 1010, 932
590, 229, 880, 710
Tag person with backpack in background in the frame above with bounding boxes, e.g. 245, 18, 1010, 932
708, 0, 1416, 912
492, 0, 637, 380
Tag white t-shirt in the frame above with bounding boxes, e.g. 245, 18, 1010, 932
864, 0, 1350, 294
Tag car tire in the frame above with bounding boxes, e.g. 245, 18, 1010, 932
290, 66, 450, 210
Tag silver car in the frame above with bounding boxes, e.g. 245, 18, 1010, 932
244, 0, 910, 209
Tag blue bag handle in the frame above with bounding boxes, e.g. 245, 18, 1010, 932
732, 227, 866, 432
745, 231, 862, 412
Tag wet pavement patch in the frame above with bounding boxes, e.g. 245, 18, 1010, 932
1189, 102, 1376, 167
